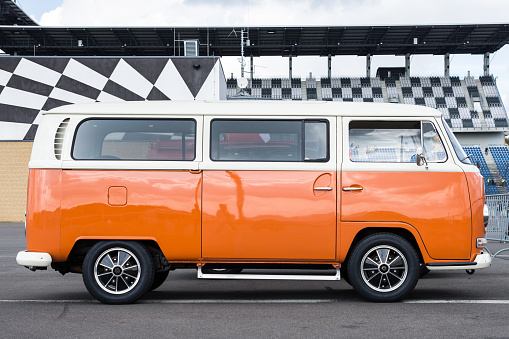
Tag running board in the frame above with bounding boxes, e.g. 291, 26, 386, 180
197, 266, 341, 281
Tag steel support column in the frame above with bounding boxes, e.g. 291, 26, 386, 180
484, 52, 490, 76
366, 54, 371, 78
328, 54, 332, 78
405, 53, 411, 77
444, 53, 450, 77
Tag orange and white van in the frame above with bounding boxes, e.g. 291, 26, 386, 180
16, 100, 491, 304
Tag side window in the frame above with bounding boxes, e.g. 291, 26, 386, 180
422, 121, 447, 162
72, 119, 196, 161
210, 119, 329, 162
349, 120, 446, 163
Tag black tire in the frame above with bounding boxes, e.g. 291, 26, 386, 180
150, 270, 170, 291
201, 268, 243, 274
83, 241, 155, 304
340, 265, 351, 285
347, 233, 420, 302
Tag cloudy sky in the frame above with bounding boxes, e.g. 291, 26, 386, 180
14, 0, 509, 108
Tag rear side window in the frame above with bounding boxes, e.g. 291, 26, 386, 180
72, 119, 196, 161
349, 120, 447, 163
210, 119, 329, 162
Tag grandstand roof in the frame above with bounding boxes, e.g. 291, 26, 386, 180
0, 24, 508, 57
0, 1, 37, 26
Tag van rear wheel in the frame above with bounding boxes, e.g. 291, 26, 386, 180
83, 241, 154, 304
347, 233, 419, 302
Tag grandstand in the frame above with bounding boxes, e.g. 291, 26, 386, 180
226, 74, 508, 130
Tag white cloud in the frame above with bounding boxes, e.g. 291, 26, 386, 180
39, 0, 509, 27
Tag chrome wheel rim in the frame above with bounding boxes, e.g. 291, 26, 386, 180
360, 245, 408, 292
94, 247, 141, 295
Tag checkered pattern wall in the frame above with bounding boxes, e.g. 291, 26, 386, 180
0, 57, 225, 140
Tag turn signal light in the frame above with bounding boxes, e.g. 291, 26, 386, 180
476, 238, 488, 249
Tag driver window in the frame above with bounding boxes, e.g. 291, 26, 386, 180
422, 121, 447, 162
348, 120, 447, 163
349, 121, 421, 163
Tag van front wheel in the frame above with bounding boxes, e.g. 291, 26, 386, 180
347, 233, 419, 302
83, 241, 154, 304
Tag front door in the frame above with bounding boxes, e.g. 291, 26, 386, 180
341, 117, 472, 260
201, 117, 337, 261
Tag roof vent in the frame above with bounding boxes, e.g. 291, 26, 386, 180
54, 118, 70, 160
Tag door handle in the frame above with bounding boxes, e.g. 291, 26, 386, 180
189, 169, 202, 174
342, 186, 363, 192
314, 187, 333, 191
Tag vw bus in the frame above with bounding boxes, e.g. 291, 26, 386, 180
16, 100, 491, 304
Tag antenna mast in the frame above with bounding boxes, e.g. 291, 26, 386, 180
240, 29, 245, 78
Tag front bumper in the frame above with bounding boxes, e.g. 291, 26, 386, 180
16, 250, 52, 269
426, 252, 491, 271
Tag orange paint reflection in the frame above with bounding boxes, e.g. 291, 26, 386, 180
202, 171, 336, 260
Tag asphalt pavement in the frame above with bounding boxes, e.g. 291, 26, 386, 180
1, 222, 509, 338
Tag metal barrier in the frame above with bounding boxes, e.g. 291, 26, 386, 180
485, 194, 509, 258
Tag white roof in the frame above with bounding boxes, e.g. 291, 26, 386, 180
45, 100, 442, 118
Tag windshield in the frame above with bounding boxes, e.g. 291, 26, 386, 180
442, 117, 472, 165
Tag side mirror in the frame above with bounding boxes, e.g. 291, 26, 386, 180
415, 147, 428, 170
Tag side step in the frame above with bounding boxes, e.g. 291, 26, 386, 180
197, 265, 341, 281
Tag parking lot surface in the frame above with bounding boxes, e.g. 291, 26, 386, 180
2, 222, 509, 338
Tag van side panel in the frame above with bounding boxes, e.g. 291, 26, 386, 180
26, 169, 62, 260
60, 170, 202, 261
341, 171, 471, 260
202, 170, 337, 260
465, 171, 486, 258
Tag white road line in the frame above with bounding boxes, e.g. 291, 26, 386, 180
404, 300, 509, 304
0, 299, 509, 304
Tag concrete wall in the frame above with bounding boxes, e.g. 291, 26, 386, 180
0, 142, 32, 222
456, 131, 506, 149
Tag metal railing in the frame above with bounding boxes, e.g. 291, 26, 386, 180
485, 193, 509, 258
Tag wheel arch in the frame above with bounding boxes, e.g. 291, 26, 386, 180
54, 239, 164, 275
340, 226, 427, 269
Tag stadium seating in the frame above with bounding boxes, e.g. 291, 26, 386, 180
480, 76, 508, 128
489, 146, 509, 184
463, 146, 499, 194
306, 77, 317, 100
320, 77, 383, 103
